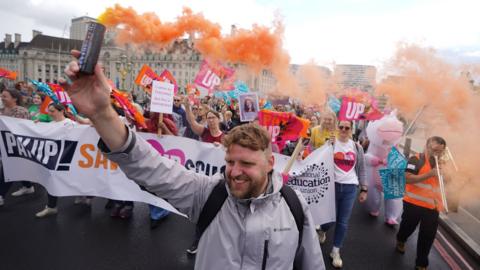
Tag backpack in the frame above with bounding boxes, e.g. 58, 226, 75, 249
196, 180, 305, 268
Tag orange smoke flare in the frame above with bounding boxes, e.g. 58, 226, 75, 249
98, 5, 285, 72
377, 43, 480, 206
97, 5, 319, 102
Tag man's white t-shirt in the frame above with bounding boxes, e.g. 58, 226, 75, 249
333, 139, 358, 185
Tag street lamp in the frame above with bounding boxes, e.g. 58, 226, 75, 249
115, 54, 132, 90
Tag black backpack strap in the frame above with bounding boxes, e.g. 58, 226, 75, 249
197, 180, 228, 239
418, 153, 426, 169
280, 185, 305, 270
280, 185, 304, 249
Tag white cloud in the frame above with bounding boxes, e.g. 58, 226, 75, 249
1, 0, 479, 66
464, 51, 480, 57
284, 0, 480, 65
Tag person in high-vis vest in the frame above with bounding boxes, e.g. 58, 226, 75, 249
396, 136, 451, 270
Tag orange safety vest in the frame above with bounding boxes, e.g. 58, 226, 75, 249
404, 153, 444, 211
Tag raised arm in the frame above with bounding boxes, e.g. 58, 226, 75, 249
60, 50, 127, 151
183, 97, 205, 136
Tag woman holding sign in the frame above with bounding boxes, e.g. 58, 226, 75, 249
318, 120, 367, 268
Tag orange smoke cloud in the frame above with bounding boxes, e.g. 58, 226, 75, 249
295, 62, 333, 106
378, 43, 480, 206
99, 6, 285, 74
98, 5, 328, 105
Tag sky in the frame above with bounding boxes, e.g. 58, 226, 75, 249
1, 0, 479, 67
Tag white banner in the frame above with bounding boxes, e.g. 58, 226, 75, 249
0, 116, 335, 224
285, 145, 336, 225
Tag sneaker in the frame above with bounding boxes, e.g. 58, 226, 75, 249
385, 218, 398, 227
186, 239, 199, 255
84, 198, 92, 206
396, 241, 406, 254
35, 207, 58, 218
330, 251, 343, 268
0, 196, 4, 206
317, 230, 326, 244
74, 197, 83, 204
11, 186, 35, 197
119, 206, 133, 219
369, 211, 380, 217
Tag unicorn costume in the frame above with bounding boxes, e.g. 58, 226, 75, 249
364, 111, 404, 225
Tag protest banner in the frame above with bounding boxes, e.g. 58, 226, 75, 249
135, 65, 178, 95
158, 69, 178, 94
38, 96, 53, 114
327, 95, 341, 113
134, 65, 161, 93
258, 110, 310, 151
0, 116, 335, 223
238, 93, 259, 122
380, 146, 407, 199
194, 60, 235, 94
0, 67, 17, 80
285, 145, 336, 225
150, 80, 174, 114
338, 96, 383, 121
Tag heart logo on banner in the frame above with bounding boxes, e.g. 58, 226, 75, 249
334, 151, 356, 172
147, 139, 186, 165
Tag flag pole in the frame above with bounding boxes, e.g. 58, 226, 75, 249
157, 113, 164, 136
434, 155, 449, 214
282, 137, 304, 175
403, 105, 426, 137
446, 147, 459, 172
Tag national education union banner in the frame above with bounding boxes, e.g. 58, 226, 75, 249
285, 145, 336, 225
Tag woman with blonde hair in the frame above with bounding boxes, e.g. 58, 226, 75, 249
310, 109, 338, 150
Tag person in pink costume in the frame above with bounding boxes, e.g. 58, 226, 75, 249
364, 111, 404, 225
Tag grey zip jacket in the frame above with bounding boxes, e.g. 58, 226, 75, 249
100, 130, 325, 270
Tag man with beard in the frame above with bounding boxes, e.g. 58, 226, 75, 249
396, 136, 451, 270
62, 50, 324, 270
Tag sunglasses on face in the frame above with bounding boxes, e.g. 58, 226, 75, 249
338, 126, 351, 131
174, 99, 181, 102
